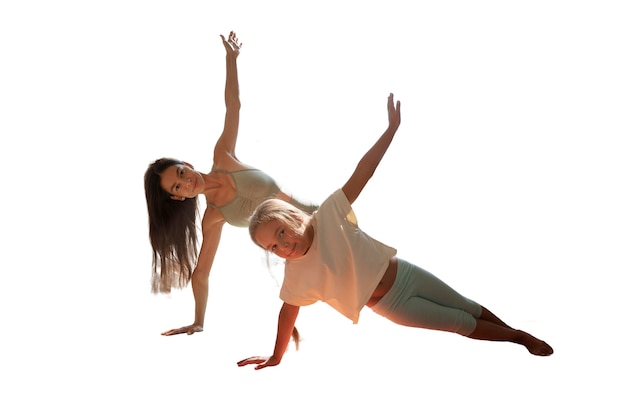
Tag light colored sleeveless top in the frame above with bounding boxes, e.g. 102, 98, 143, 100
207, 169, 281, 227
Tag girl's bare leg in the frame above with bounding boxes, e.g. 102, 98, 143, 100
479, 306, 512, 329
468, 313, 553, 356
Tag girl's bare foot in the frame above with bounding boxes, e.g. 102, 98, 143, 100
518, 330, 554, 356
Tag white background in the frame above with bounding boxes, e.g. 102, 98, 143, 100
1, 1, 624, 416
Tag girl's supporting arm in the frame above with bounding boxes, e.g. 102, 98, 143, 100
237, 302, 300, 370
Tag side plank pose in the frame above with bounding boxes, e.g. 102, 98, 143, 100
238, 94, 553, 370
144, 32, 316, 337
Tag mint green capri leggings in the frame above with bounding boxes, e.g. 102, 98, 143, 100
369, 258, 482, 336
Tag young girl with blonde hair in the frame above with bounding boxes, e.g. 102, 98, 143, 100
238, 94, 553, 370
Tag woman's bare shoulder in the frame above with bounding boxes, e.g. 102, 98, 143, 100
201, 205, 226, 230
212, 149, 256, 172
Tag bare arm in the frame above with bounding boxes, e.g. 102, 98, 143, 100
237, 302, 300, 370
342, 93, 401, 204
213, 31, 243, 164
162, 213, 225, 336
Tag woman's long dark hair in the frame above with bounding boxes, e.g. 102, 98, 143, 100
144, 158, 199, 293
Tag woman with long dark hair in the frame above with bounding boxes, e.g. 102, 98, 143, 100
144, 31, 316, 338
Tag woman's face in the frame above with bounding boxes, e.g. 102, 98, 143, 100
159, 162, 204, 200
254, 219, 312, 260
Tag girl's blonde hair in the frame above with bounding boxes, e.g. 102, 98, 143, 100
249, 199, 310, 250
249, 198, 309, 350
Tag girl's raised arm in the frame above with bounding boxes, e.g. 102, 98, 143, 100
342, 93, 401, 204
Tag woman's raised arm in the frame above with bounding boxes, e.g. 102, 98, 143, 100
214, 31, 243, 164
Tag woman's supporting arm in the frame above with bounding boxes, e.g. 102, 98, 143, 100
161, 217, 225, 336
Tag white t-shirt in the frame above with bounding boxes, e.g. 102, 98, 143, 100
280, 189, 397, 323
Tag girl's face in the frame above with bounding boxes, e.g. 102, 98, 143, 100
254, 219, 312, 260
159, 162, 204, 200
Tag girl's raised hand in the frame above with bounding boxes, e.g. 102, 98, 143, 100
387, 93, 401, 130
220, 31, 242, 58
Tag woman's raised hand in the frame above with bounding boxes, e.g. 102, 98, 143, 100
220, 31, 242, 58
